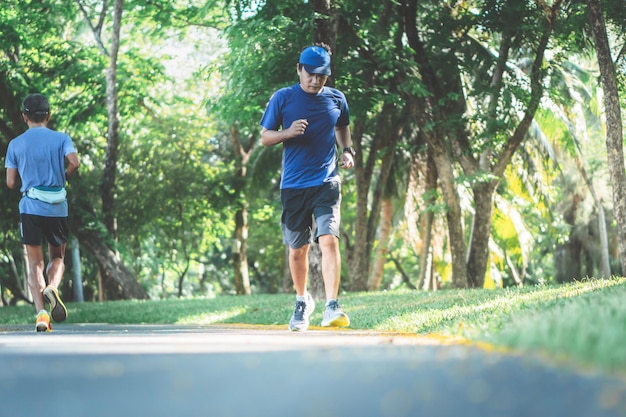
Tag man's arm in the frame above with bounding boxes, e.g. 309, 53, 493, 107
335, 125, 354, 169
261, 119, 309, 146
6, 168, 20, 189
335, 125, 352, 148
65, 152, 80, 179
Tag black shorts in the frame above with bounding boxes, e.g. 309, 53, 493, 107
20, 214, 69, 247
280, 181, 341, 248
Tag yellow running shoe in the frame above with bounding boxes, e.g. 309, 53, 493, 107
321, 299, 350, 327
43, 285, 68, 323
36, 310, 52, 332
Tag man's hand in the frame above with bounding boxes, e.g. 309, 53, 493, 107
286, 119, 308, 137
339, 153, 354, 169
261, 119, 308, 147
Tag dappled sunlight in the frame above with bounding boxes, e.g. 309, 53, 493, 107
491, 279, 626, 372
176, 307, 249, 325
370, 278, 625, 334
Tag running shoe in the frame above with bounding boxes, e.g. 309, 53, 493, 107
43, 285, 68, 323
321, 299, 350, 327
36, 310, 52, 332
289, 292, 315, 331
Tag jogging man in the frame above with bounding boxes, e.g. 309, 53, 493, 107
5, 93, 80, 332
260, 44, 354, 331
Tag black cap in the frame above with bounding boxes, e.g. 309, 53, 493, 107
22, 93, 50, 115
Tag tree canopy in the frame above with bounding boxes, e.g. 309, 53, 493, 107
1, 0, 625, 303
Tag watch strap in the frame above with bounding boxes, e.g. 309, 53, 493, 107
342, 146, 356, 156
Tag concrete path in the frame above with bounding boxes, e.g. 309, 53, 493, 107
1, 324, 625, 417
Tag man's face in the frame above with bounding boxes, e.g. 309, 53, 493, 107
297, 65, 328, 94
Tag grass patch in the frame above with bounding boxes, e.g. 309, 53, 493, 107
1, 277, 625, 375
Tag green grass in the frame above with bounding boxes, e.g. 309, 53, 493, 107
2, 277, 626, 375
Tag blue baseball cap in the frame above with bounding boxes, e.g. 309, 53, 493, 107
299, 46, 331, 76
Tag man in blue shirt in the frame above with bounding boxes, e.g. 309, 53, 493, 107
260, 44, 355, 331
5, 93, 80, 332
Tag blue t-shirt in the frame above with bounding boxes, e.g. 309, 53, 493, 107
5, 126, 77, 217
260, 83, 350, 189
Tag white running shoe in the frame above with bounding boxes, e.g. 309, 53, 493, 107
289, 292, 315, 331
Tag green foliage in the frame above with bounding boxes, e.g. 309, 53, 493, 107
1, 0, 625, 300
208, 0, 311, 131
0, 0, 241, 300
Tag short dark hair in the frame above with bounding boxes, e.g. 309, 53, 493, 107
313, 42, 331, 55
22, 93, 50, 123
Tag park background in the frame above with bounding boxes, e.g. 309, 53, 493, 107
1, 0, 626, 307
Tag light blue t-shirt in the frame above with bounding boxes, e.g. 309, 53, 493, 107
260, 84, 350, 189
5, 126, 77, 217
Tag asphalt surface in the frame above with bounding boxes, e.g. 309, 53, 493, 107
0, 324, 625, 417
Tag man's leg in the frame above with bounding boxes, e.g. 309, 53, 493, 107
46, 242, 66, 288
25, 245, 46, 312
312, 181, 345, 311
318, 235, 350, 328
43, 242, 68, 322
281, 186, 316, 331
318, 234, 341, 301
287, 243, 316, 331
289, 244, 310, 296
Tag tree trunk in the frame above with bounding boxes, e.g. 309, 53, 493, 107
308, 242, 325, 301
573, 153, 611, 278
596, 203, 611, 277
402, 0, 467, 288
368, 197, 393, 290
310, 0, 340, 87
390, 256, 416, 290
70, 209, 147, 300
172, 201, 192, 297
430, 147, 468, 288
100, 0, 123, 246
0, 250, 31, 304
59, 0, 142, 300
403, 0, 560, 288
587, 0, 626, 275
350, 106, 401, 291
0, 73, 22, 140
466, 182, 497, 288
97, 268, 104, 302
229, 126, 253, 295
418, 150, 437, 289
70, 237, 85, 302
349, 120, 370, 290
232, 204, 251, 295
75, 233, 147, 300
176, 259, 190, 298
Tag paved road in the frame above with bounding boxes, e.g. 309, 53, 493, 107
0, 324, 625, 417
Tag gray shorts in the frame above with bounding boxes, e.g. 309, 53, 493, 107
281, 181, 341, 249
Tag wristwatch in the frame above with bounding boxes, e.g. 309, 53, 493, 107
342, 146, 356, 156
